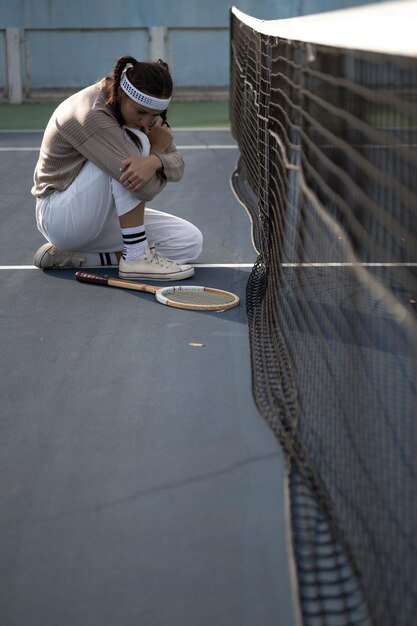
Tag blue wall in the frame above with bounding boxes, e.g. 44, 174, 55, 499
0, 0, 386, 93
0, 0, 382, 27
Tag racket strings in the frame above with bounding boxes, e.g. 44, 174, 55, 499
164, 289, 235, 306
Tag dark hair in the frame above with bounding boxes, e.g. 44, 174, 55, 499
106, 55, 173, 128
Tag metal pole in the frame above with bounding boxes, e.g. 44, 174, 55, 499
6, 28, 22, 103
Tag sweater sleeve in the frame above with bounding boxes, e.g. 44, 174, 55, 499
73, 125, 171, 203
57, 106, 184, 202
151, 142, 185, 183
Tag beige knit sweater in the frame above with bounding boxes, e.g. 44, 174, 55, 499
32, 79, 184, 201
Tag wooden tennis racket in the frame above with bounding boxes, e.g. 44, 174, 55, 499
75, 272, 240, 311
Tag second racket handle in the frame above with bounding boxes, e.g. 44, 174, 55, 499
75, 272, 109, 286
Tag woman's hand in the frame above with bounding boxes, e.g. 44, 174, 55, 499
145, 116, 173, 153
119, 154, 162, 191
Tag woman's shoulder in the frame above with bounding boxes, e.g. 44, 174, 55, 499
54, 80, 116, 131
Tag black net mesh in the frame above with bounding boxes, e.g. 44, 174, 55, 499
230, 6, 417, 626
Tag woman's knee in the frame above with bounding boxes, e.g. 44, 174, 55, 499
182, 222, 203, 262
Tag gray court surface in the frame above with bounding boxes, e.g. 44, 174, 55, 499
0, 130, 296, 626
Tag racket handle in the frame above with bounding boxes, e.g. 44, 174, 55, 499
75, 272, 110, 286
75, 271, 158, 294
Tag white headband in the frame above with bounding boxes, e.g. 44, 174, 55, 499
120, 65, 171, 110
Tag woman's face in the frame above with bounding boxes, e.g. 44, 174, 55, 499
119, 90, 163, 131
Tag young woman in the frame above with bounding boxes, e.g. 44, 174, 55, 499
32, 56, 202, 280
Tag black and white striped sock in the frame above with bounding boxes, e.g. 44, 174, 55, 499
99, 252, 117, 266
80, 251, 118, 266
121, 226, 148, 262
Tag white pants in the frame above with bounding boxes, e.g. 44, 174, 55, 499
35, 142, 203, 264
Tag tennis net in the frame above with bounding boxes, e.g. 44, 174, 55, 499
230, 2, 417, 625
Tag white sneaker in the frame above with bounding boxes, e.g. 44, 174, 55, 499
119, 245, 194, 280
33, 243, 85, 268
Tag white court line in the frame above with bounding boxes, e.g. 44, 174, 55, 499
2, 145, 415, 152
0, 263, 254, 270
282, 262, 417, 267
0, 147, 40, 151
0, 127, 231, 133
1, 263, 416, 271
174, 127, 231, 131
0, 145, 237, 152
1, 266, 37, 270
193, 263, 253, 267
178, 145, 237, 150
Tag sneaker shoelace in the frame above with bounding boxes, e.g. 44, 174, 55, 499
50, 247, 84, 267
146, 248, 179, 269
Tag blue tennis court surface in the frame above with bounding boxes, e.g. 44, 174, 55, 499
0, 129, 296, 626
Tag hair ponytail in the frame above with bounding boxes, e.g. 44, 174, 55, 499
155, 58, 169, 71
154, 59, 171, 120
105, 55, 138, 125
114, 55, 138, 85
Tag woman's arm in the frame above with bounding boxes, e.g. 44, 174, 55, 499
58, 107, 184, 202
119, 118, 185, 191
142, 117, 185, 183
